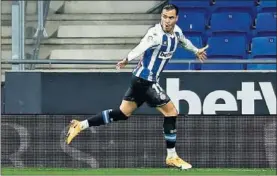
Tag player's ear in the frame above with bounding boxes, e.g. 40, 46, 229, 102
176, 15, 179, 22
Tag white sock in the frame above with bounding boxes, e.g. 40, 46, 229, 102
80, 120, 89, 130
167, 147, 177, 158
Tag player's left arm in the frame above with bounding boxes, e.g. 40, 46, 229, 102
179, 33, 209, 62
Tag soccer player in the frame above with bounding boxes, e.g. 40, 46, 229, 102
66, 4, 208, 170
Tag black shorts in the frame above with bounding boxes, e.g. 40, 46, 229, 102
123, 75, 171, 107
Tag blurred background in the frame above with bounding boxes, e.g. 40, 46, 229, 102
0, 0, 276, 175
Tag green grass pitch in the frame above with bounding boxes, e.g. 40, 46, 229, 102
2, 168, 276, 175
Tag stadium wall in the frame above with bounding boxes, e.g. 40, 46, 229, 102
2, 71, 276, 115
1, 115, 276, 168
1, 71, 276, 169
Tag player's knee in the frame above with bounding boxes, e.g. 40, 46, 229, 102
119, 108, 132, 117
164, 107, 178, 117
170, 109, 178, 117
119, 105, 134, 117
109, 109, 129, 121
119, 101, 137, 117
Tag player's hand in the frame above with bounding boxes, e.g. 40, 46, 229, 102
196, 45, 209, 62
116, 58, 128, 70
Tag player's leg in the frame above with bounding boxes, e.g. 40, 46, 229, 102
156, 101, 192, 169
83, 99, 137, 127
66, 76, 146, 144
66, 100, 138, 144
146, 83, 192, 169
156, 101, 178, 159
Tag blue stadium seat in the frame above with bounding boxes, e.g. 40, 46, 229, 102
251, 37, 276, 58
171, 0, 210, 9
166, 36, 203, 70
257, 1, 277, 12
206, 36, 247, 58
211, 0, 257, 18
247, 36, 276, 70
177, 11, 206, 35
209, 12, 252, 40
254, 12, 277, 36
171, 0, 211, 17
202, 36, 247, 70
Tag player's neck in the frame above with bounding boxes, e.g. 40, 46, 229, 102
168, 30, 174, 34
160, 23, 174, 34
163, 28, 174, 34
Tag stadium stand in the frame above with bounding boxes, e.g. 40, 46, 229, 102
169, 0, 276, 70
1, 1, 161, 75
1, 0, 276, 77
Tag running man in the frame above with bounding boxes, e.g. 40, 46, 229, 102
66, 4, 208, 170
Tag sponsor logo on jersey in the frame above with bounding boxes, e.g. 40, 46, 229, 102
158, 51, 173, 60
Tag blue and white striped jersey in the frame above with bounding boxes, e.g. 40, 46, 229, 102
126, 23, 199, 82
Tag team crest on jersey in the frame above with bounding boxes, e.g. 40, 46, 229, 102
160, 93, 166, 100
147, 36, 153, 42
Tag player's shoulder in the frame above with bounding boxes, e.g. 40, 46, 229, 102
146, 24, 163, 37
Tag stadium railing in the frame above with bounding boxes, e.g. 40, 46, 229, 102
1, 59, 276, 65
1, 59, 276, 71
30, 1, 50, 70
11, 1, 50, 71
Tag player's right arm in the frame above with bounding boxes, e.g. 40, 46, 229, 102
116, 28, 160, 69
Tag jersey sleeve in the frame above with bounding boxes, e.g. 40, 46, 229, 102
126, 28, 160, 61
179, 32, 199, 54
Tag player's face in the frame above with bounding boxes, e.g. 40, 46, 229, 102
161, 9, 178, 33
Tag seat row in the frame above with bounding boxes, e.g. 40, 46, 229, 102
171, 0, 276, 18
167, 36, 276, 70
178, 11, 276, 41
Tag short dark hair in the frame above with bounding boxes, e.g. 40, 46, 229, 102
162, 4, 179, 15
